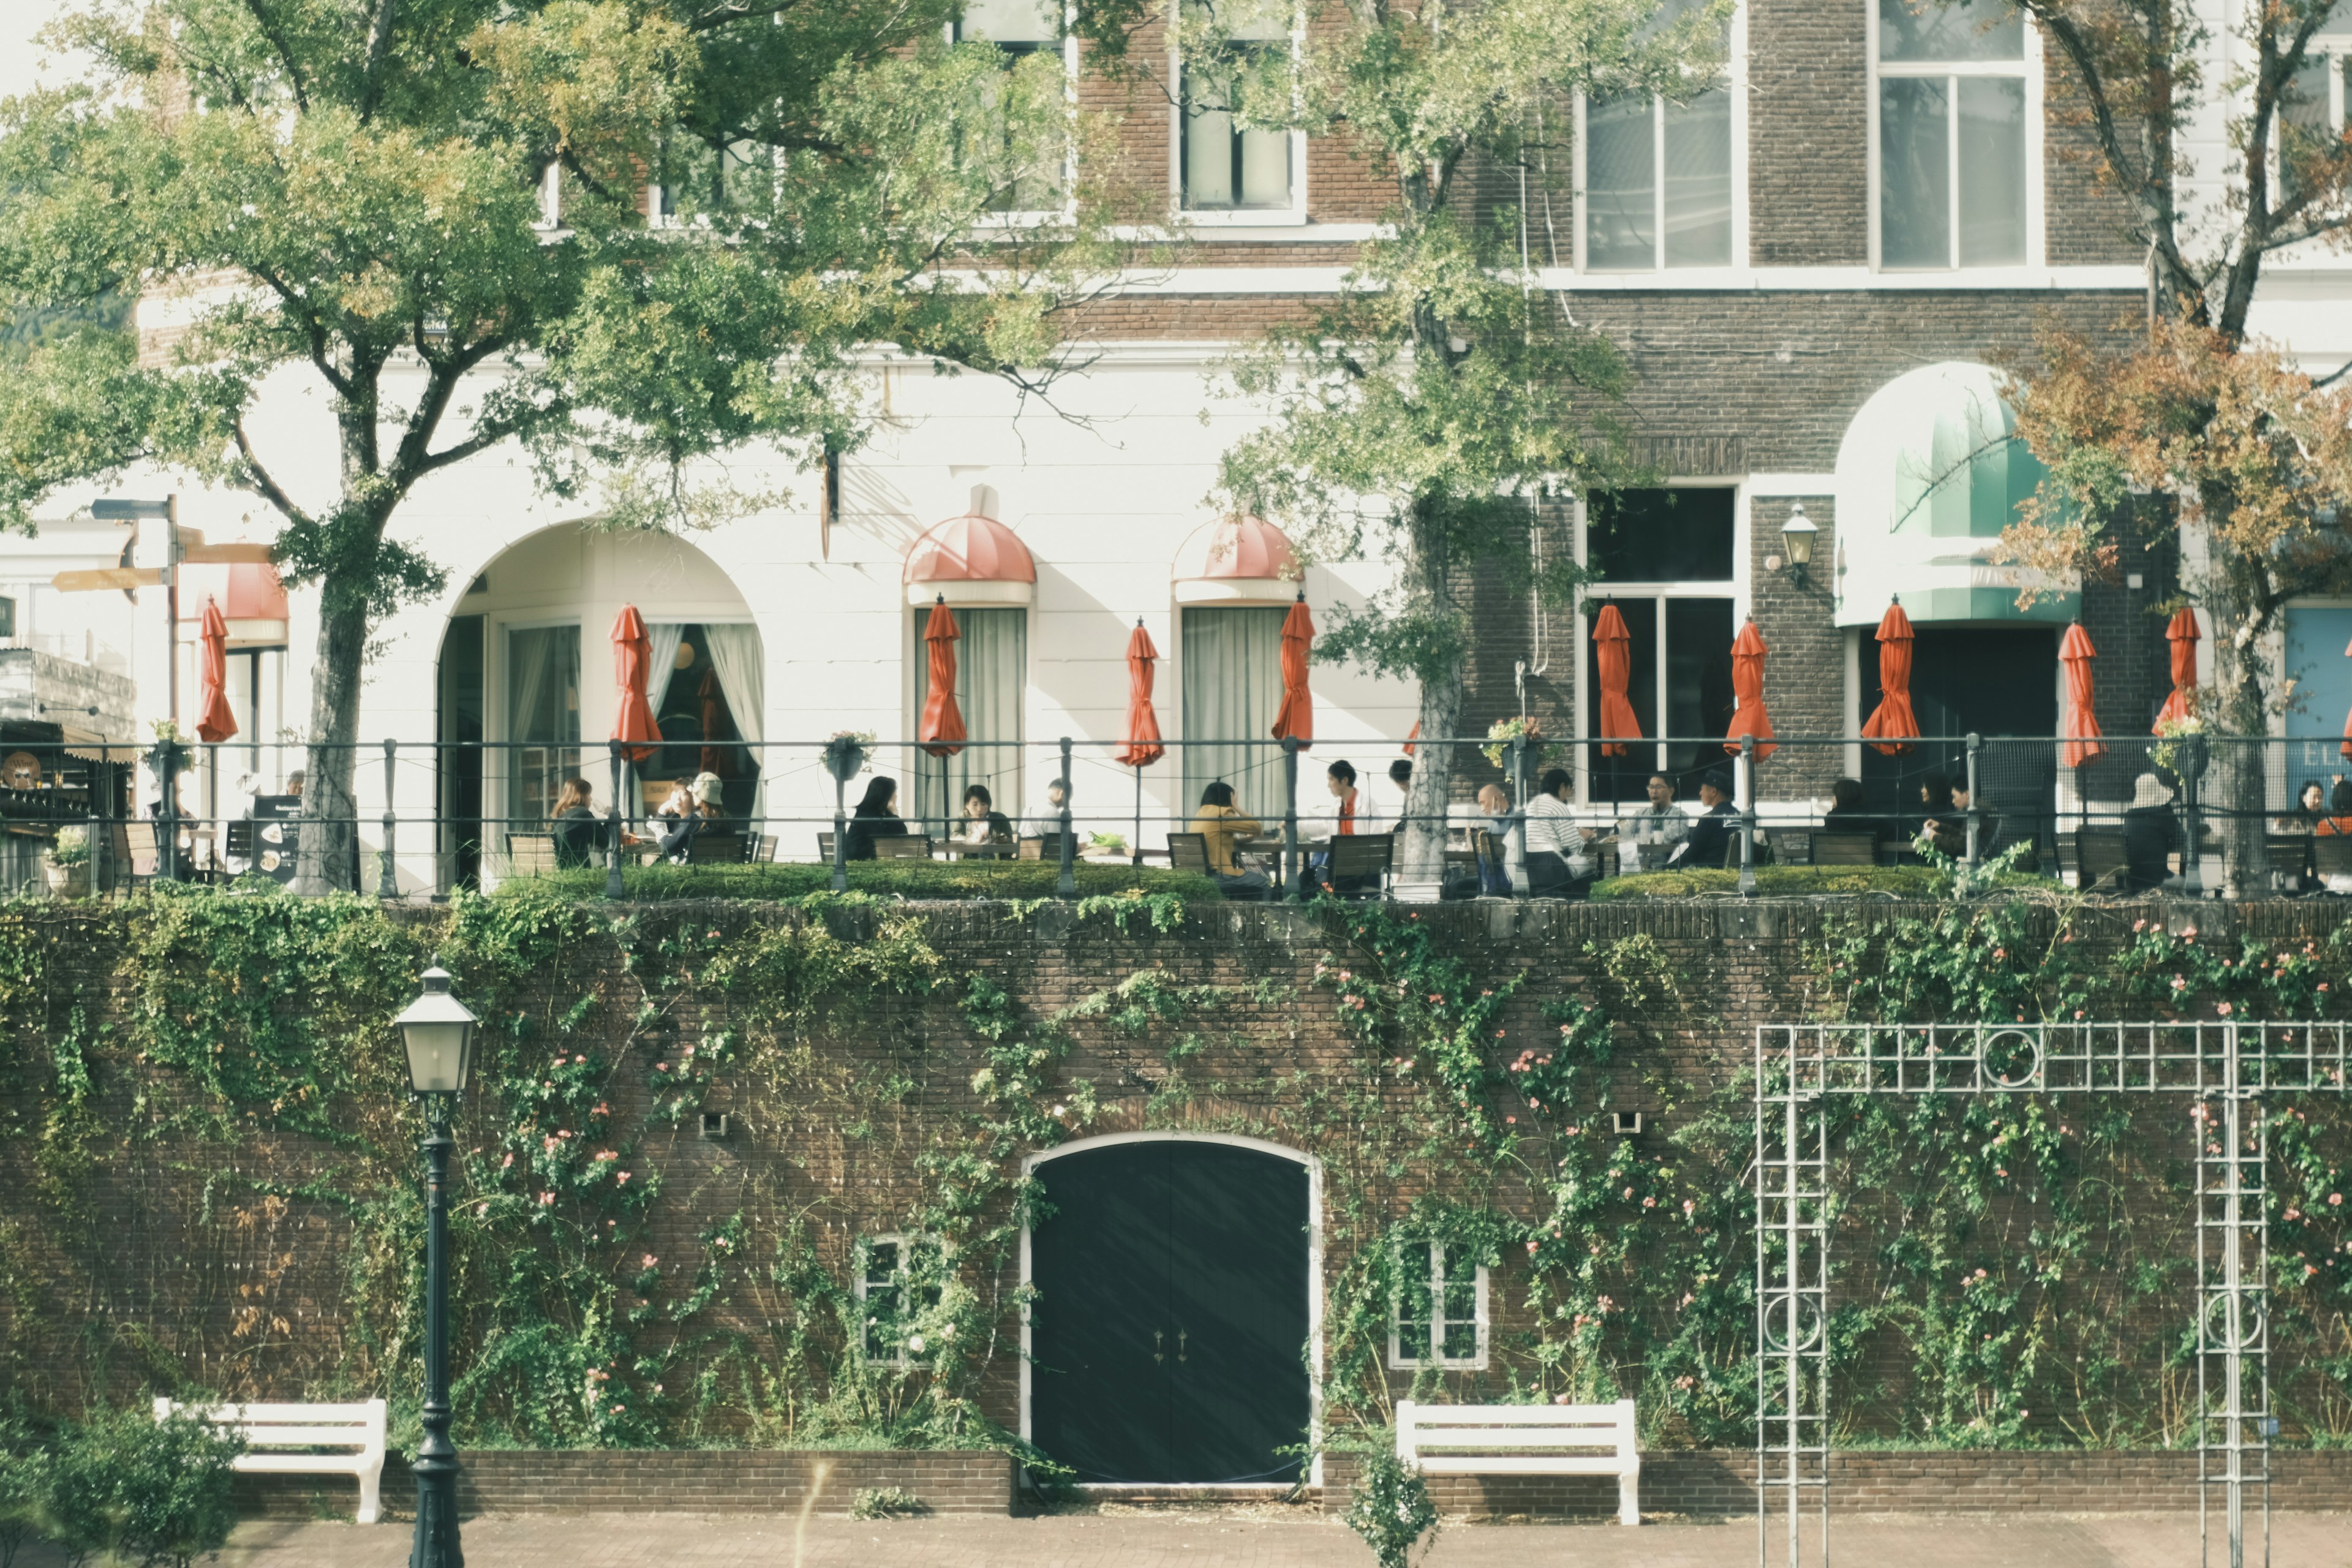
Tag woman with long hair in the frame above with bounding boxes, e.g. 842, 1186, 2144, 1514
1187, 780, 1267, 898
549, 777, 629, 870
846, 775, 910, 861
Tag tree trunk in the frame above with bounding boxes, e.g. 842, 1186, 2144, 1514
1400, 652, 1466, 887
2206, 526, 2273, 900
293, 593, 368, 895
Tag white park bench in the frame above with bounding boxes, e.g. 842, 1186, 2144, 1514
153, 1398, 388, 1525
1394, 1396, 1640, 1526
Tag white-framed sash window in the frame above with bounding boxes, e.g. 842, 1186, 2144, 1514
1871, 0, 2040, 270
953, 0, 1079, 220
1389, 1240, 1487, 1370
1578, 0, 1741, 270
1171, 1, 1306, 224
857, 1234, 946, 1366
503, 622, 581, 843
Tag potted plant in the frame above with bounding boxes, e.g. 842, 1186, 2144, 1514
2151, 714, 2208, 793
1482, 715, 1561, 774
823, 729, 875, 785
45, 826, 90, 898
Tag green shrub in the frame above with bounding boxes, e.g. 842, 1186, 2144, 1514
848, 1485, 927, 1519
505, 859, 1224, 903
1340, 1446, 1438, 1568
0, 1418, 43, 1568
1592, 865, 2060, 900
40, 1406, 244, 1568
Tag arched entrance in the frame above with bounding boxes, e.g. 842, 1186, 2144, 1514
432, 524, 761, 889
1024, 1134, 1316, 1486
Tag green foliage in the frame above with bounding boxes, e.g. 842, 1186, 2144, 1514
39, 1406, 243, 1568
848, 1484, 927, 1519
0, 1415, 43, 1568
1340, 1444, 1439, 1568
1593, 865, 2001, 900
43, 830, 88, 869
508, 862, 1222, 905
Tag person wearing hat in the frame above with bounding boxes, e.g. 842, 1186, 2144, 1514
1668, 769, 1740, 869
2122, 771, 2184, 891
652, 771, 727, 862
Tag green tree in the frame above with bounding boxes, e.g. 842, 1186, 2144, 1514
39, 1406, 243, 1568
1988, 0, 2352, 894
0, 0, 1147, 891
1202, 0, 1728, 880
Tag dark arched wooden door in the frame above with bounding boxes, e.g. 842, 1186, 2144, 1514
1030, 1140, 1310, 1484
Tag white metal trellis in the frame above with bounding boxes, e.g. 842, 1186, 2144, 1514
1753, 1022, 2352, 1568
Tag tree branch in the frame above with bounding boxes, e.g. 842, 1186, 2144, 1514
359, 0, 397, 123
234, 0, 310, 112
232, 415, 314, 528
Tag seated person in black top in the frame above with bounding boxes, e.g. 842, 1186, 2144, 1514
2122, 771, 2184, 890
957, 783, 1014, 847
845, 775, 910, 861
550, 776, 638, 869
1822, 776, 1877, 837
1668, 770, 1739, 868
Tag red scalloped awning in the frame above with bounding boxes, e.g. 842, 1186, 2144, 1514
1172, 516, 1300, 583
903, 513, 1038, 585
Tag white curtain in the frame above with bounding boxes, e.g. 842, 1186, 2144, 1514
914, 607, 1025, 829
699, 622, 766, 821
506, 625, 580, 842
644, 622, 687, 715
1182, 606, 1284, 823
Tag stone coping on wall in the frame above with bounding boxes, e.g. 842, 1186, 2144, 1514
242, 1447, 2352, 1522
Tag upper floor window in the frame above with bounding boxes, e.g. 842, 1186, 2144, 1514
857, 1234, 946, 1366
2281, 46, 2350, 208
0, 597, 16, 641
1389, 1240, 1487, 1369
1178, 2, 1300, 217
1875, 0, 2030, 268
1580, 486, 1736, 804
954, 0, 1072, 214
1583, 0, 1735, 270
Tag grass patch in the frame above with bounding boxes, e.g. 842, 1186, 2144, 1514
503, 859, 1226, 903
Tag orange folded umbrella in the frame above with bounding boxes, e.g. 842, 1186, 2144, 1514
1115, 620, 1164, 767
194, 599, 238, 745
1860, 600, 1920, 756
919, 598, 967, 758
1724, 616, 1776, 763
2059, 622, 2106, 768
1271, 595, 1314, 747
1592, 605, 1640, 758
2155, 606, 2199, 731
610, 605, 662, 763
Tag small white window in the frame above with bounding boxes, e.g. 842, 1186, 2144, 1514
1175, 1, 1303, 219
1873, 0, 2032, 269
2280, 47, 2350, 209
857, 1235, 945, 1366
954, 0, 1073, 215
1581, 0, 1736, 270
1389, 1240, 1487, 1370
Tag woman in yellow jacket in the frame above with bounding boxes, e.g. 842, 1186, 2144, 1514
1189, 782, 1271, 899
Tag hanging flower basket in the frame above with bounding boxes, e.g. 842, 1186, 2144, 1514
824, 731, 875, 785
2151, 716, 2208, 792
1482, 717, 1562, 774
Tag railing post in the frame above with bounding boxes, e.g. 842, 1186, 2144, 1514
1057, 736, 1077, 899
1282, 737, 1302, 900
605, 741, 627, 900
157, 739, 180, 883
832, 762, 850, 894
1739, 734, 1757, 898
378, 738, 399, 899
1510, 734, 1530, 896
2182, 734, 2206, 900
1964, 731, 1981, 872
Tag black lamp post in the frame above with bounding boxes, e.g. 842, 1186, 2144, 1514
396, 960, 478, 1568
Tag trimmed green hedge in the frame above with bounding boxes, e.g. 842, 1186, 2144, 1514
505, 859, 1227, 903
1595, 865, 1955, 900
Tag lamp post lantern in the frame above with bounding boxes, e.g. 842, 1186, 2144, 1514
396, 960, 477, 1568
1780, 503, 1818, 589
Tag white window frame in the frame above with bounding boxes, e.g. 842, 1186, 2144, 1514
1387, 1240, 1488, 1370
1572, 0, 1749, 273
1167, 4, 1309, 227
1569, 480, 1748, 805
949, 2, 1082, 228
856, 1233, 945, 1368
1866, 2, 2046, 271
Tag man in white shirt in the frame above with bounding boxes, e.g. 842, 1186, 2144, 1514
1311, 760, 1385, 892
1618, 772, 1689, 851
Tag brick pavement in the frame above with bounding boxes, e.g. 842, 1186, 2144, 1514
16, 1510, 2350, 1568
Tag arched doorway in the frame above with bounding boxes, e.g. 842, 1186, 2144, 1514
1025, 1135, 1315, 1486
433, 524, 761, 889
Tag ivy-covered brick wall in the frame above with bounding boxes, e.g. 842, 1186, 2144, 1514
0, 889, 2347, 1464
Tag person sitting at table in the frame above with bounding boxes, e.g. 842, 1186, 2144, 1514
2122, 771, 2184, 889
1823, 777, 1877, 834
550, 776, 641, 869
1189, 781, 1270, 899
2315, 778, 2352, 836
1024, 777, 1071, 840
1310, 759, 1386, 892
959, 783, 1013, 848
1618, 772, 1688, 853
1387, 757, 1414, 837
1917, 772, 1964, 857
1668, 770, 1739, 869
2278, 778, 2328, 833
845, 775, 909, 861
1524, 768, 1588, 897
1474, 783, 1518, 896
652, 771, 726, 862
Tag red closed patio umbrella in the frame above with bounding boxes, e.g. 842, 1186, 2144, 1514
919, 598, 967, 757
1115, 621, 1164, 767
2341, 631, 2352, 761
194, 598, 237, 745
1724, 616, 1776, 763
1271, 594, 1314, 748
2059, 622, 2106, 768
610, 605, 662, 763
1860, 600, 1920, 756
2155, 606, 2200, 731
1401, 720, 1419, 756
1592, 605, 1640, 757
